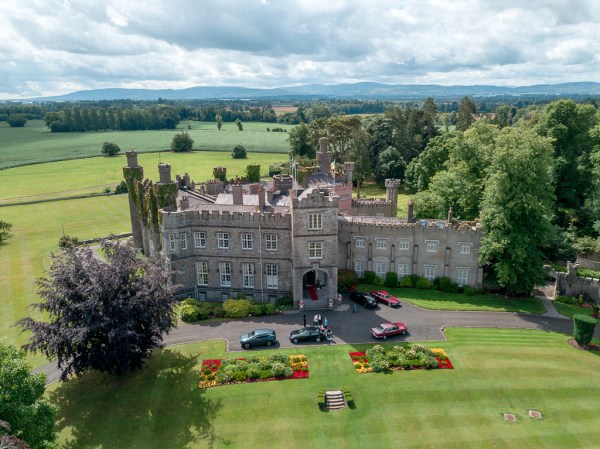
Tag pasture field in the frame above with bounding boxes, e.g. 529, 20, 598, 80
0, 120, 293, 169
0, 152, 289, 205
48, 328, 600, 449
0, 195, 130, 366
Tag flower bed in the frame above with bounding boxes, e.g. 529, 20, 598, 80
349, 344, 453, 373
199, 354, 308, 388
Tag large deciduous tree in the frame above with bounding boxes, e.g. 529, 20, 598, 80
288, 122, 314, 158
479, 128, 555, 295
456, 96, 477, 131
18, 240, 178, 380
0, 343, 57, 449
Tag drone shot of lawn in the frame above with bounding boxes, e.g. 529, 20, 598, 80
46, 328, 600, 449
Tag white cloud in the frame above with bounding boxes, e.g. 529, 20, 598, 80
1, 0, 600, 98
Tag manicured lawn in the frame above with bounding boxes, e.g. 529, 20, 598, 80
0, 151, 288, 205
554, 302, 598, 320
0, 120, 293, 169
47, 328, 600, 449
359, 284, 546, 314
0, 195, 130, 366
356, 181, 411, 217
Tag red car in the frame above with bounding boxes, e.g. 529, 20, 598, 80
370, 322, 408, 339
370, 290, 402, 307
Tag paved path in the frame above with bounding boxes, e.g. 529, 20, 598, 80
37, 294, 598, 385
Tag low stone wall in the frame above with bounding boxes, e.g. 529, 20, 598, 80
576, 253, 600, 271
555, 262, 600, 302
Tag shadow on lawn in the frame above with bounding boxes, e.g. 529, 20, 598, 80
49, 349, 222, 449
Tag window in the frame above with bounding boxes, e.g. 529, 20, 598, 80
266, 264, 278, 289
397, 263, 409, 278
242, 263, 254, 288
309, 242, 322, 259
375, 262, 388, 278
459, 242, 472, 255
180, 234, 187, 250
242, 233, 253, 250
354, 260, 365, 278
355, 237, 365, 248
457, 267, 469, 287
265, 234, 278, 251
376, 239, 388, 250
194, 231, 206, 248
217, 232, 229, 249
168, 234, 176, 252
426, 240, 439, 252
424, 265, 437, 281
398, 239, 410, 250
219, 262, 231, 286
308, 213, 322, 230
196, 261, 208, 286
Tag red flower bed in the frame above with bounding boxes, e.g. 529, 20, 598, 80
349, 346, 454, 373
436, 357, 454, 369
201, 359, 222, 372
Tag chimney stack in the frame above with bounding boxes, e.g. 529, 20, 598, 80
407, 199, 414, 223
232, 184, 243, 205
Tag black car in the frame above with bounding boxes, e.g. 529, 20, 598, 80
240, 328, 277, 349
350, 291, 379, 308
289, 327, 326, 344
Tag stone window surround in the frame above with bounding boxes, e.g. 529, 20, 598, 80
241, 233, 254, 250
308, 213, 323, 230
459, 242, 472, 255
397, 238, 411, 250
217, 232, 230, 249
424, 264, 437, 280
376, 238, 389, 250
426, 240, 439, 253
265, 234, 278, 251
457, 267, 469, 286
242, 262, 255, 288
355, 236, 366, 248
180, 233, 187, 250
219, 261, 232, 286
196, 261, 208, 286
194, 231, 206, 248
309, 241, 323, 259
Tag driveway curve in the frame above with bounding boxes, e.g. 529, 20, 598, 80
38, 298, 597, 385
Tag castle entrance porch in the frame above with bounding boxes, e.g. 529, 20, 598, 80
302, 269, 329, 304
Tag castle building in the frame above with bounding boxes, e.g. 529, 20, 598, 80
123, 138, 482, 309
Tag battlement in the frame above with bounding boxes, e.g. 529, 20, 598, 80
162, 208, 291, 228
339, 216, 481, 234
352, 198, 391, 207
292, 187, 338, 209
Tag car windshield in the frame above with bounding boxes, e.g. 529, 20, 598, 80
381, 293, 390, 298
375, 325, 385, 332
247, 331, 255, 337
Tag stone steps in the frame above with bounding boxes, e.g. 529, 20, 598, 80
325, 390, 345, 410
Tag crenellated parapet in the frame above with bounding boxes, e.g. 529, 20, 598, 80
162, 208, 291, 229
292, 187, 338, 209
339, 215, 481, 235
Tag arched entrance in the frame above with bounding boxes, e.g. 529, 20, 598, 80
303, 269, 328, 301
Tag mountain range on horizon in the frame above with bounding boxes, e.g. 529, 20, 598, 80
9, 81, 600, 102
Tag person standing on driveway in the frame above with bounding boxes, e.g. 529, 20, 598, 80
303, 313, 307, 327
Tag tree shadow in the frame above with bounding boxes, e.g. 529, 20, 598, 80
49, 348, 222, 449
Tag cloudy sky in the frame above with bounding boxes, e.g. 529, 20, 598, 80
2, 0, 600, 99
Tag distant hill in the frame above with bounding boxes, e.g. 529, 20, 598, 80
16, 81, 600, 102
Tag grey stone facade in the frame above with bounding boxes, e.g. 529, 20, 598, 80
124, 143, 483, 307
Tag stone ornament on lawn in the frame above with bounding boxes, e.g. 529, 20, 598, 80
503, 413, 517, 422
528, 410, 543, 419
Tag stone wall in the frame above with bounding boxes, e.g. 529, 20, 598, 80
556, 262, 600, 302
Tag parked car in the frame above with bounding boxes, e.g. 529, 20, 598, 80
240, 328, 277, 349
370, 322, 408, 339
289, 326, 328, 343
350, 291, 378, 308
370, 290, 402, 307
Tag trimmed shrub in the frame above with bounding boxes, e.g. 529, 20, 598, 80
245, 164, 261, 182
363, 271, 377, 285
223, 299, 252, 318
171, 131, 194, 152
556, 295, 578, 305
573, 314, 597, 346
101, 142, 121, 156
439, 276, 453, 292
114, 180, 128, 194
233, 371, 248, 382
415, 277, 433, 289
179, 304, 201, 322
450, 282, 460, 293
463, 285, 475, 296
338, 269, 358, 291
399, 276, 413, 288
384, 272, 398, 288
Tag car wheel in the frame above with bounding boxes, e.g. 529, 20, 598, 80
243, 343, 251, 349
315, 337, 321, 342
402, 330, 407, 335
266, 341, 273, 347
382, 335, 387, 340
388, 302, 392, 307
293, 338, 299, 344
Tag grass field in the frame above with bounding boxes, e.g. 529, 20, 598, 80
358, 182, 411, 217
358, 284, 546, 314
47, 328, 600, 449
0, 195, 130, 366
0, 120, 293, 169
554, 302, 599, 320
0, 152, 289, 205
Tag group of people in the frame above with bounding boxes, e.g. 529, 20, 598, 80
302, 313, 333, 340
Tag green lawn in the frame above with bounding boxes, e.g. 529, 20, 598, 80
0, 151, 288, 205
554, 302, 598, 320
359, 284, 546, 314
47, 328, 600, 449
356, 182, 411, 217
0, 120, 293, 169
0, 195, 131, 366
